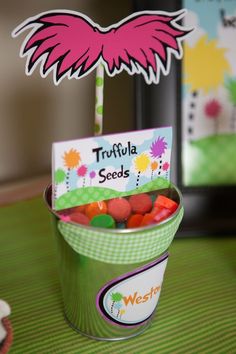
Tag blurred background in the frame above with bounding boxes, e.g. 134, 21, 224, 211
0, 0, 134, 185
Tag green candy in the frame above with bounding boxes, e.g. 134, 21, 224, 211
90, 214, 115, 229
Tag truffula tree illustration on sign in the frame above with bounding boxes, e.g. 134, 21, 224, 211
51, 127, 172, 210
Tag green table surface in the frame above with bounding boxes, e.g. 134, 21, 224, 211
0, 197, 236, 354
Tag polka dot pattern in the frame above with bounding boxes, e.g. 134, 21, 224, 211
96, 77, 104, 86
96, 105, 103, 115
95, 65, 104, 136
55, 177, 170, 210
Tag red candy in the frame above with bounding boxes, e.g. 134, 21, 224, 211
107, 198, 131, 222
70, 212, 90, 225
152, 206, 172, 223
154, 195, 178, 213
129, 193, 152, 215
126, 214, 143, 228
140, 213, 155, 226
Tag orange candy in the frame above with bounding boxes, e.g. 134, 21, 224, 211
154, 195, 178, 213
72, 205, 87, 213
85, 201, 108, 220
140, 213, 155, 227
126, 214, 144, 228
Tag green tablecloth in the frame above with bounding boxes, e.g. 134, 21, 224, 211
0, 197, 236, 353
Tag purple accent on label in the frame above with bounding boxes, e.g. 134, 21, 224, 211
96, 252, 169, 328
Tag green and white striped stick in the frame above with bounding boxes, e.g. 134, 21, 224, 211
94, 64, 105, 136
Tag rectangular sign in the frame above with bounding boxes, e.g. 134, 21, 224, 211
182, 0, 236, 186
52, 127, 172, 210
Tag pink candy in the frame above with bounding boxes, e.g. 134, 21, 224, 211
107, 198, 132, 222
129, 193, 152, 215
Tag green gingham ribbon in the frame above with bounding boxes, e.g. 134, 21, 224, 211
57, 207, 184, 264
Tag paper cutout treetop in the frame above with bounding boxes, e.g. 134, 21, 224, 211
12, 9, 191, 85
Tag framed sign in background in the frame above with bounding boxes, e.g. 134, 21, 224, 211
134, 0, 236, 236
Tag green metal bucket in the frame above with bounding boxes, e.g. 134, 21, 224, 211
44, 184, 183, 341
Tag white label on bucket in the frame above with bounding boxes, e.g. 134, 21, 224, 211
96, 253, 168, 327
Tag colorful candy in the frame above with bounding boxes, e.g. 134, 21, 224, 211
116, 222, 126, 229
73, 205, 87, 213
129, 193, 152, 215
90, 214, 115, 229
154, 195, 178, 213
126, 214, 143, 228
85, 201, 107, 220
152, 206, 172, 223
70, 212, 90, 225
58, 192, 179, 229
107, 198, 131, 222
140, 213, 156, 227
